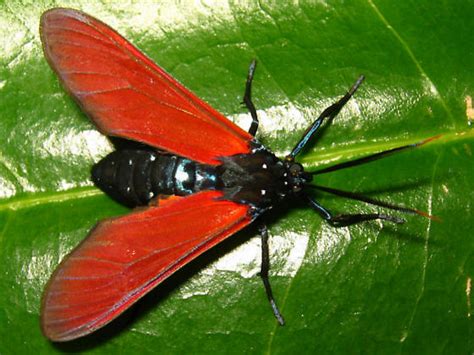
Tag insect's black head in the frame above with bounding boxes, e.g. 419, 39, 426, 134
283, 160, 312, 194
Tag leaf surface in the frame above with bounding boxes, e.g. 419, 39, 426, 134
1, 1, 473, 353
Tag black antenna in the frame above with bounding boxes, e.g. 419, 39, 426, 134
310, 135, 441, 176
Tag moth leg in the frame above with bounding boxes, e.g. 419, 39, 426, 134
306, 195, 405, 227
243, 60, 259, 136
259, 223, 285, 325
289, 75, 365, 159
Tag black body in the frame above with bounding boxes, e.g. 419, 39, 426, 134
92, 142, 310, 214
92, 149, 216, 207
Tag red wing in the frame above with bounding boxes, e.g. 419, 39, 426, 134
41, 191, 252, 341
40, 8, 252, 165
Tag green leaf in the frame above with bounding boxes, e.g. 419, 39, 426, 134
1, 1, 473, 353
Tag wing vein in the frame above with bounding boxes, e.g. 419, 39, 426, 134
46, 25, 114, 45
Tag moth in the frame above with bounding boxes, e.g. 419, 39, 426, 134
39, 8, 435, 341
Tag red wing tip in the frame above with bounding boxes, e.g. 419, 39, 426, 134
41, 329, 86, 343
40, 318, 74, 342
41, 8, 90, 28
41, 313, 96, 342
42, 7, 83, 18
40, 327, 69, 343
40, 8, 85, 36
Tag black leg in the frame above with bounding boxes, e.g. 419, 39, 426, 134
243, 60, 259, 136
306, 195, 405, 227
289, 75, 365, 159
258, 224, 285, 325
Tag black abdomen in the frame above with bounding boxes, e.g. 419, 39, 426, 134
92, 150, 217, 207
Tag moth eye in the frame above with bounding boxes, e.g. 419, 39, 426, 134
289, 163, 303, 175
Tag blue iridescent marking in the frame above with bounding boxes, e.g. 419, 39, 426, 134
174, 159, 193, 194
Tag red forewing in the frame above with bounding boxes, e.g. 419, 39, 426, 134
40, 8, 252, 165
41, 191, 252, 341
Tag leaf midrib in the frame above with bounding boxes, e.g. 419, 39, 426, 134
0, 130, 470, 213
0, 187, 101, 212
